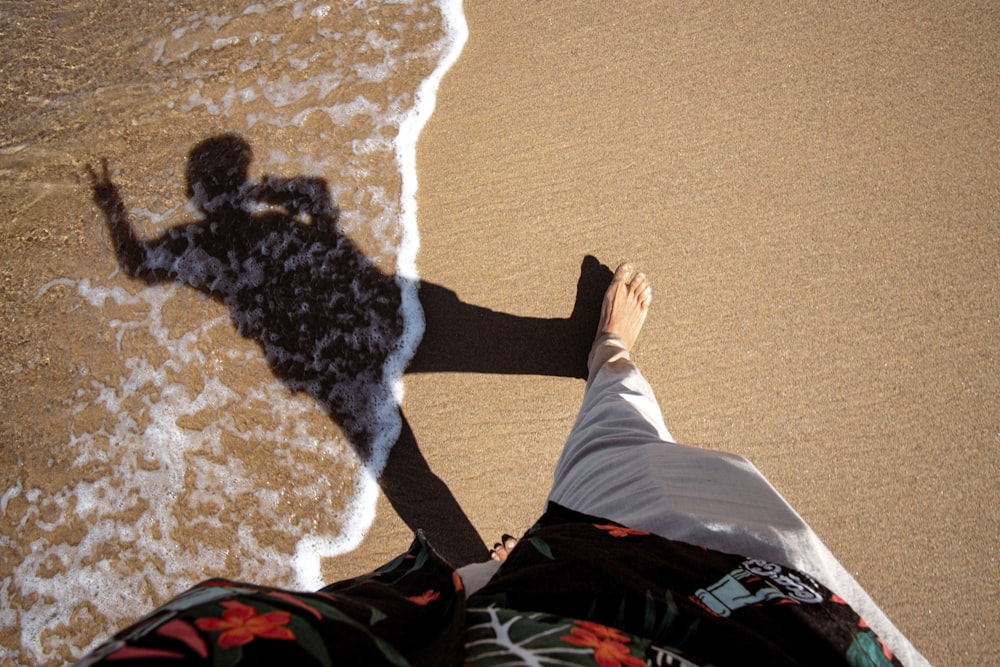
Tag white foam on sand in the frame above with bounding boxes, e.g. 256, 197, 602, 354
296, 0, 470, 592
5, 2, 469, 664
296, 0, 468, 588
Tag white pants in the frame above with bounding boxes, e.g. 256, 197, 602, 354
545, 334, 927, 666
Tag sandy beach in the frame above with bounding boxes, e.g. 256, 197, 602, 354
334, 3, 998, 665
0, 2, 996, 665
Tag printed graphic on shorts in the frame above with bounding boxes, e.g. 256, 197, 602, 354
690, 558, 824, 617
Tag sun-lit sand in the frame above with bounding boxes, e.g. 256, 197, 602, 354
347, 4, 997, 665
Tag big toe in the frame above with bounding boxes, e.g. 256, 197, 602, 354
614, 263, 635, 283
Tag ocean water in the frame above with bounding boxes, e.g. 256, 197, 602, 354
0, 1, 466, 664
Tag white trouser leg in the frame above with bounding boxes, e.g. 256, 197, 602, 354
544, 335, 927, 665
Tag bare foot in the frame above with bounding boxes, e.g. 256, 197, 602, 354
489, 534, 519, 562
594, 263, 651, 352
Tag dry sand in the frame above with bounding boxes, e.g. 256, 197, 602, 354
330, 3, 998, 665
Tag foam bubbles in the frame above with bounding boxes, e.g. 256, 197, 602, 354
5, 1, 467, 664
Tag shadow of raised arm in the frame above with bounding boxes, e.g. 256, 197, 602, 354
87, 160, 155, 278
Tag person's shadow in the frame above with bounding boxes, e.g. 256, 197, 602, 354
88, 134, 611, 567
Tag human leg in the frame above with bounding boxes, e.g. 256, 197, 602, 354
549, 264, 818, 561
543, 264, 921, 662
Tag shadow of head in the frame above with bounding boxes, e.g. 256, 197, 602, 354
185, 134, 253, 209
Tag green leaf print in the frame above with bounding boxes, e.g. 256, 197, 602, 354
846, 630, 894, 667
526, 537, 555, 560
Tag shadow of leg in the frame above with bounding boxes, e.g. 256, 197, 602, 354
378, 412, 489, 567
408, 255, 613, 379
372, 256, 614, 567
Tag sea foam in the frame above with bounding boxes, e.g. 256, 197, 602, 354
5, 1, 468, 664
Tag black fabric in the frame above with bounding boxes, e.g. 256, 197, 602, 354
469, 503, 900, 667
75, 508, 902, 667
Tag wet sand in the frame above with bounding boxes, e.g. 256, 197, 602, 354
332, 3, 998, 665
1, 3, 456, 663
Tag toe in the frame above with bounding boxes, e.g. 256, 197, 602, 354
614, 263, 634, 282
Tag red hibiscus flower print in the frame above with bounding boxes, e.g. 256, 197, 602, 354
560, 620, 645, 667
406, 589, 440, 606
593, 523, 650, 538
194, 601, 295, 648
